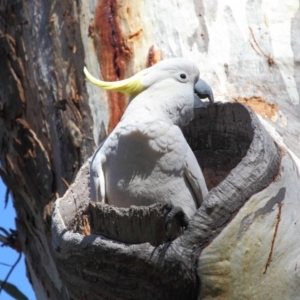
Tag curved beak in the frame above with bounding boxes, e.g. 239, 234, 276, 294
194, 78, 214, 109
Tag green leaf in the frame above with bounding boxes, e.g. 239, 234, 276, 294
0, 280, 29, 300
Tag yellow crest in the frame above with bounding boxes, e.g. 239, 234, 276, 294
84, 67, 145, 97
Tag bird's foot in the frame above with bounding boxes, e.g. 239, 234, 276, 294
162, 203, 189, 232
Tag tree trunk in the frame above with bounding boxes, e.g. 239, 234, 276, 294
52, 103, 281, 300
0, 1, 299, 299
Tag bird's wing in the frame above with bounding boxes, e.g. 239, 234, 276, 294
119, 118, 188, 171
139, 119, 208, 205
90, 141, 106, 203
184, 146, 208, 207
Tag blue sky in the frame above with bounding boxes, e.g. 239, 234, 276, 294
0, 177, 35, 300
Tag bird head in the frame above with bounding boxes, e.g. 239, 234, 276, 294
84, 58, 214, 104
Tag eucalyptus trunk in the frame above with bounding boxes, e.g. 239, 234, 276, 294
0, 1, 299, 299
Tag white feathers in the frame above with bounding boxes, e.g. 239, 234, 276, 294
89, 58, 209, 219
90, 142, 106, 203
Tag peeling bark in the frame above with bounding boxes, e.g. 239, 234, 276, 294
93, 0, 132, 132
52, 103, 280, 300
0, 1, 94, 298
0, 1, 299, 299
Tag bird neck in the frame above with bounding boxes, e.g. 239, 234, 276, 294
125, 83, 194, 126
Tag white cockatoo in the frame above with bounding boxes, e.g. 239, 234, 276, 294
84, 58, 213, 219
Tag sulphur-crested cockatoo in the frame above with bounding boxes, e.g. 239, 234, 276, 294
84, 58, 213, 219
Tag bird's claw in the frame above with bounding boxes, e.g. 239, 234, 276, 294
162, 203, 189, 231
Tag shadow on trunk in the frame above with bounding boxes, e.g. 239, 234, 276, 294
52, 102, 280, 300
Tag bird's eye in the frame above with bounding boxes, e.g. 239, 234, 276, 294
180, 74, 186, 79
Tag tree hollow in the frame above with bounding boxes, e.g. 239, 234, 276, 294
52, 102, 280, 300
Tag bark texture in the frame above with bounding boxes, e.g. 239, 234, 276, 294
52, 103, 280, 300
0, 1, 95, 298
0, 0, 299, 299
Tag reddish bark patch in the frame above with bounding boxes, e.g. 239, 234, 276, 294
232, 96, 278, 120
128, 29, 143, 40
146, 45, 162, 67
94, 0, 132, 133
263, 202, 283, 274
